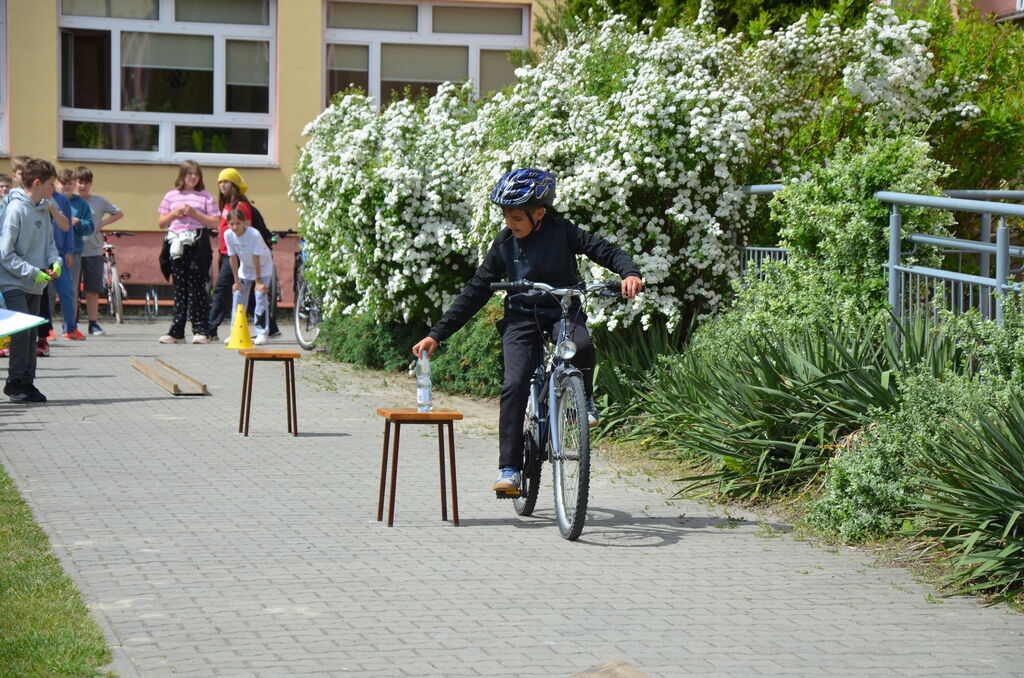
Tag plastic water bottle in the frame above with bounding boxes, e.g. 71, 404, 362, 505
415, 351, 433, 412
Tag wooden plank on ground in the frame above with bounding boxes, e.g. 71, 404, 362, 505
130, 356, 209, 396
570, 659, 651, 678
153, 357, 208, 393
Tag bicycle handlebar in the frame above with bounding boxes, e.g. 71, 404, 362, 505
489, 280, 623, 297
105, 231, 135, 238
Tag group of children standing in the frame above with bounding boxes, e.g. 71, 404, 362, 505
157, 164, 276, 346
0, 158, 122, 402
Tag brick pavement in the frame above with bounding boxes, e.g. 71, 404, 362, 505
1, 323, 1022, 677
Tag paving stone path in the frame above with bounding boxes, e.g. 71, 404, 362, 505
1, 323, 1022, 677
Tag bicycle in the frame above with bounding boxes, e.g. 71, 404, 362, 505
268, 229, 322, 350
101, 231, 134, 324
292, 238, 322, 350
488, 279, 622, 541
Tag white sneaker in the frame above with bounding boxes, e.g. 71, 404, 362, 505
254, 334, 268, 345
191, 334, 210, 344
158, 335, 182, 344
224, 335, 232, 344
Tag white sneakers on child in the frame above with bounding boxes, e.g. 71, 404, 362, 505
158, 335, 182, 344
191, 335, 210, 344
254, 334, 268, 345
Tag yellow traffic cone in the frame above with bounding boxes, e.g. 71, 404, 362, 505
225, 304, 254, 350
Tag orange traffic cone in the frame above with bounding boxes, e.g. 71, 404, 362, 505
225, 304, 254, 350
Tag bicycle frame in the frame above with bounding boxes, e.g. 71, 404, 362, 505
527, 299, 586, 463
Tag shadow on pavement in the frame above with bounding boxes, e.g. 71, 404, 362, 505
456, 505, 790, 548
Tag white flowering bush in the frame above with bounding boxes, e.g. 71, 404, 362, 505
290, 5, 976, 329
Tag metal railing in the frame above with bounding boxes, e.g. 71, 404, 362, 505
739, 185, 1024, 325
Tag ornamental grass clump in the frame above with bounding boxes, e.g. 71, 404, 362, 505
913, 402, 1024, 604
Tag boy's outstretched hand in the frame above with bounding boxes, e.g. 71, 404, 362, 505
621, 275, 643, 299
411, 336, 438, 358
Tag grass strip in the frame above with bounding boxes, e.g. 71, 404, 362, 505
0, 464, 114, 678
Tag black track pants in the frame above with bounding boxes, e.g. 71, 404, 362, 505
497, 314, 594, 470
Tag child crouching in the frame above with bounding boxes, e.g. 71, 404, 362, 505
224, 208, 273, 345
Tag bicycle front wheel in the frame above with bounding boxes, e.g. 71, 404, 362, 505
551, 373, 590, 540
293, 277, 321, 350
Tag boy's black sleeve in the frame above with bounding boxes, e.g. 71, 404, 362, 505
571, 224, 642, 279
428, 237, 507, 343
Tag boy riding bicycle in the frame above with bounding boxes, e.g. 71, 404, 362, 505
411, 169, 643, 493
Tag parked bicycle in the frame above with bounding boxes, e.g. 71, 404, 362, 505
102, 231, 134, 323
268, 230, 322, 350
488, 279, 623, 540
293, 238, 322, 350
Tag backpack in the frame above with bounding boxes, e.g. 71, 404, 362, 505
246, 201, 274, 249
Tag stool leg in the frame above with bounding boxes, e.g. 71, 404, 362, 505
243, 359, 256, 436
238, 358, 251, 433
448, 421, 459, 526
387, 423, 401, 527
437, 422, 448, 522
284, 359, 293, 434
289, 359, 298, 436
377, 420, 391, 521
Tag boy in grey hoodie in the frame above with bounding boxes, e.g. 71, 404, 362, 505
0, 158, 61, 402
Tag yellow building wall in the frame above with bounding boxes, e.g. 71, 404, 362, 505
4, 0, 538, 231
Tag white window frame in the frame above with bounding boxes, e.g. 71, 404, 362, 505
323, 0, 529, 109
57, 0, 277, 166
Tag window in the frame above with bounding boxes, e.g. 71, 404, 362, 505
59, 0, 275, 164
324, 1, 528, 107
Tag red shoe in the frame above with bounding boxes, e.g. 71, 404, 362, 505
64, 330, 86, 341
36, 340, 50, 357
46, 330, 58, 341
0, 347, 9, 358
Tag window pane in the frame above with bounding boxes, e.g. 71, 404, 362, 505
432, 6, 521, 35
227, 40, 269, 113
327, 2, 417, 31
175, 126, 269, 155
326, 44, 369, 104
61, 29, 111, 110
176, 0, 269, 25
62, 0, 158, 19
479, 50, 516, 94
121, 32, 213, 113
381, 44, 466, 82
63, 120, 159, 151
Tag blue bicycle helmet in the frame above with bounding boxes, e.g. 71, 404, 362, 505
489, 168, 556, 210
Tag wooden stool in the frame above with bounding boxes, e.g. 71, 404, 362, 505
376, 408, 463, 527
238, 349, 300, 436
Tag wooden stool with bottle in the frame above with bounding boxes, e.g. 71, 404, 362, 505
375, 351, 462, 526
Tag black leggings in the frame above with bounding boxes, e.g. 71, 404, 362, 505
497, 313, 594, 470
168, 245, 211, 338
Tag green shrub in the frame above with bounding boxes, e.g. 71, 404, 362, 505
809, 370, 1009, 543
430, 299, 504, 398
913, 400, 1024, 604
322, 313, 426, 372
590, 321, 691, 436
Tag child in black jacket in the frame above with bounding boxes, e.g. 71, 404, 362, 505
412, 169, 643, 492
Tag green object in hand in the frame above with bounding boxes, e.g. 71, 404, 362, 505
51, 262, 62, 277
34, 270, 52, 284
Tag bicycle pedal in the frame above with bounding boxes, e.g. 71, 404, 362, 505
495, 490, 521, 498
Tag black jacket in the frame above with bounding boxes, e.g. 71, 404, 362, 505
428, 214, 641, 342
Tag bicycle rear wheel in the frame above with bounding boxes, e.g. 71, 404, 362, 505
551, 373, 590, 540
109, 265, 124, 323
293, 277, 321, 350
513, 403, 542, 516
